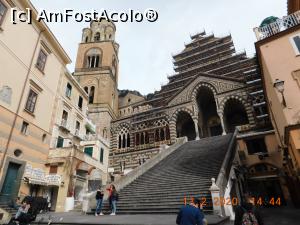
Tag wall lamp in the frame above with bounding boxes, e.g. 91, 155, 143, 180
273, 79, 287, 107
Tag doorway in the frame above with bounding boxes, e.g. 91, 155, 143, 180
176, 111, 196, 141
0, 162, 21, 202
247, 178, 286, 207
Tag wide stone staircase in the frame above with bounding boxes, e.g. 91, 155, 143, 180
101, 134, 234, 214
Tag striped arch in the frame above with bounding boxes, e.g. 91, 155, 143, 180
190, 82, 218, 103
219, 94, 255, 130
169, 107, 195, 143
219, 95, 248, 113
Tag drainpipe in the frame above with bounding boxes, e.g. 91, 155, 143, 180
0, 30, 45, 174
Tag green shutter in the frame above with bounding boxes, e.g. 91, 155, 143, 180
84, 147, 93, 157
56, 136, 64, 148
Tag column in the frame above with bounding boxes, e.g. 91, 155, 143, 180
209, 178, 223, 216
193, 119, 200, 140
218, 111, 226, 135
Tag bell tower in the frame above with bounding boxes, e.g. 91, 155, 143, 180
73, 19, 119, 142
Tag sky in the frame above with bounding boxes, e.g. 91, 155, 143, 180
31, 0, 287, 95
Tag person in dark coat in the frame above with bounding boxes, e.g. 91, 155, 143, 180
95, 187, 104, 216
176, 198, 204, 225
234, 194, 264, 225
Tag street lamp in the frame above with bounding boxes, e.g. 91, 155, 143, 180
273, 79, 287, 107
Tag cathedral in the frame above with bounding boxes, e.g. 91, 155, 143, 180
73, 19, 270, 175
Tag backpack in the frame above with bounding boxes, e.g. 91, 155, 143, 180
241, 208, 259, 225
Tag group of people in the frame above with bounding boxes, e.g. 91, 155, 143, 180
176, 194, 264, 225
94, 184, 119, 216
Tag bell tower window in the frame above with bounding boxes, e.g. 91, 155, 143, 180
94, 32, 100, 41
86, 48, 101, 69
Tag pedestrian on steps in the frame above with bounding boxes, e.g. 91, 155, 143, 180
95, 187, 104, 216
234, 193, 264, 225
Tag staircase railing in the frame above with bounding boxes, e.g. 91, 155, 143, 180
216, 129, 238, 199
111, 137, 187, 192
209, 130, 238, 217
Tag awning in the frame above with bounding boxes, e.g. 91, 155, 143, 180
28, 178, 48, 186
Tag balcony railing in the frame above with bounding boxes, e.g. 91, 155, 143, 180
254, 11, 300, 41
59, 119, 70, 132
74, 129, 84, 140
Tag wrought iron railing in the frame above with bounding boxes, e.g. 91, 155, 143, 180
254, 11, 300, 41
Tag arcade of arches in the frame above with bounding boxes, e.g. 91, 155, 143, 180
175, 87, 250, 141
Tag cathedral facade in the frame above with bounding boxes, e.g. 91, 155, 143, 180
72, 20, 270, 175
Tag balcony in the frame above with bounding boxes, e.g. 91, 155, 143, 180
59, 119, 70, 132
48, 146, 101, 169
74, 129, 84, 141
85, 118, 96, 134
254, 11, 300, 41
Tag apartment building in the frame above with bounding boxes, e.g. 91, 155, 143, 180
0, 0, 71, 203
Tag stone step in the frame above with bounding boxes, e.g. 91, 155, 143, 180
100, 135, 233, 214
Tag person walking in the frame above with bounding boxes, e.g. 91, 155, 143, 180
176, 198, 204, 225
234, 193, 264, 225
95, 187, 104, 216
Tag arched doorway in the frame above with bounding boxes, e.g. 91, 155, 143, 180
176, 111, 196, 141
196, 86, 222, 137
223, 98, 249, 133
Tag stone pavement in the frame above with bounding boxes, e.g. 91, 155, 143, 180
33, 212, 229, 225
30, 206, 300, 225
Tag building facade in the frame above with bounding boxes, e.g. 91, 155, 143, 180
0, 0, 70, 203
0, 0, 110, 212
254, 10, 300, 206
45, 69, 109, 212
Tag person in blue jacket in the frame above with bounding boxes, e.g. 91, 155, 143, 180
176, 198, 204, 225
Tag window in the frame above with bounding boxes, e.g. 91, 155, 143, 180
78, 96, 83, 109
94, 32, 100, 41
65, 83, 72, 98
49, 165, 58, 174
56, 136, 64, 148
293, 36, 300, 52
87, 55, 100, 68
21, 121, 29, 135
42, 134, 47, 143
25, 89, 38, 113
290, 35, 300, 55
62, 110, 68, 121
100, 148, 104, 163
84, 87, 88, 94
89, 86, 95, 104
84, 147, 93, 157
85, 48, 101, 68
127, 133, 130, 147
14, 149, 22, 157
36, 50, 47, 72
0, 0, 7, 26
75, 121, 80, 133
118, 135, 121, 149
245, 138, 268, 155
